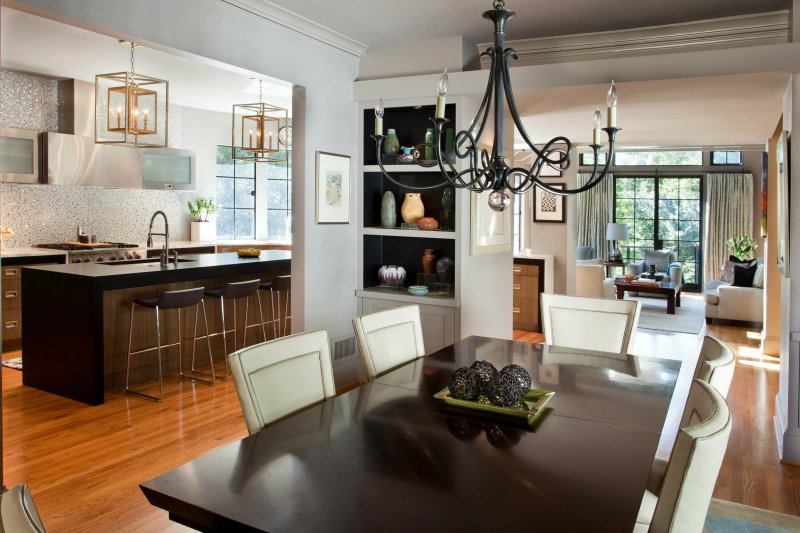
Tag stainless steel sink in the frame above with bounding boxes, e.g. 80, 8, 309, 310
100, 258, 196, 266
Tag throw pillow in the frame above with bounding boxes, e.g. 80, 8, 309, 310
732, 263, 758, 287
721, 255, 756, 283
752, 263, 765, 288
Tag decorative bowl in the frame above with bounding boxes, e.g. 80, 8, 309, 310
237, 248, 261, 257
623, 275, 635, 283
408, 285, 429, 296
378, 265, 406, 287
417, 217, 439, 231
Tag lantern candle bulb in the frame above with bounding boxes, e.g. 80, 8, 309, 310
249, 130, 253, 148
607, 80, 618, 128
115, 106, 122, 128
435, 69, 448, 119
593, 108, 602, 145
375, 98, 384, 136
143, 109, 149, 130
269, 131, 273, 150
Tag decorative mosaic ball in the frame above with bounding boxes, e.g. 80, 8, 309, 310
448, 367, 480, 401
470, 360, 498, 395
446, 418, 482, 441
486, 370, 526, 407
502, 364, 531, 391
484, 424, 523, 448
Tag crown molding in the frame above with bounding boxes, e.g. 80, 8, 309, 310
218, 0, 367, 58
479, 11, 789, 68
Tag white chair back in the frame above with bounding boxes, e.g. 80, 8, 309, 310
649, 379, 732, 533
0, 484, 46, 533
352, 304, 425, 380
693, 335, 735, 398
540, 293, 640, 354
228, 330, 335, 435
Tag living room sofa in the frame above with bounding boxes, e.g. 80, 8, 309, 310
626, 249, 683, 285
704, 261, 764, 325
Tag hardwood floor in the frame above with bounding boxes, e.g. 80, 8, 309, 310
2, 315, 798, 531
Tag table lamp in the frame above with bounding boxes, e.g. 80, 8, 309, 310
606, 223, 629, 262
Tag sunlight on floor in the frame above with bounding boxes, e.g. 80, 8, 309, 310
738, 359, 781, 371
746, 331, 763, 340
737, 347, 779, 362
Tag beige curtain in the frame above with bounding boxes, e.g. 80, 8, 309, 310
577, 172, 614, 260
703, 173, 753, 285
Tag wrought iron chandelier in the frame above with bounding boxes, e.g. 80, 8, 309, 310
371, 0, 620, 211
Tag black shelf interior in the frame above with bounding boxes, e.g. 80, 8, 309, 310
363, 104, 456, 165
363, 171, 456, 230
363, 235, 455, 289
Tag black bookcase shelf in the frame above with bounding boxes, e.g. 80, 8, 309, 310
362, 234, 455, 290
363, 171, 456, 230
363, 103, 456, 166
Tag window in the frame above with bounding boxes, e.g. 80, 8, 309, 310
614, 151, 703, 166
614, 176, 702, 288
265, 151, 291, 241
710, 150, 742, 165
216, 146, 256, 239
579, 152, 607, 166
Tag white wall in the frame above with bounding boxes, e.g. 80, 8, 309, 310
8, 0, 360, 348
358, 36, 478, 81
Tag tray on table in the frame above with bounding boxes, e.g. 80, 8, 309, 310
434, 387, 554, 427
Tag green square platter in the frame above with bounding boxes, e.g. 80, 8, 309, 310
434, 387, 554, 427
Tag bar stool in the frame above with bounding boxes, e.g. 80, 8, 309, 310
203, 279, 265, 380
125, 286, 213, 401
258, 275, 291, 339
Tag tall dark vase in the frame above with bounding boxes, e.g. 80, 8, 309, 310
380, 191, 396, 228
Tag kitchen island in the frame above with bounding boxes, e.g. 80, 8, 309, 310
21, 252, 290, 405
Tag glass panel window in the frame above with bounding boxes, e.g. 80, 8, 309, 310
216, 145, 256, 240
265, 151, 291, 242
614, 151, 703, 166
710, 150, 742, 165
579, 152, 607, 166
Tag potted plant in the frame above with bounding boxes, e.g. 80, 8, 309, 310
726, 234, 757, 260
188, 197, 219, 242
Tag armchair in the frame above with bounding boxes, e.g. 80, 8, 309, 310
627, 249, 683, 286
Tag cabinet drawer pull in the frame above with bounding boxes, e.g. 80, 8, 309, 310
4, 268, 18, 276
512, 267, 522, 273
512, 284, 520, 290
5, 290, 18, 298
5, 320, 19, 329
512, 307, 520, 314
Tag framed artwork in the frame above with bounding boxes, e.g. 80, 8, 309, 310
470, 191, 512, 255
315, 151, 351, 224
776, 132, 790, 276
539, 164, 562, 177
533, 184, 566, 223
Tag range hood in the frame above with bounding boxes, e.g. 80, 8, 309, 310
42, 132, 195, 190
42, 132, 141, 188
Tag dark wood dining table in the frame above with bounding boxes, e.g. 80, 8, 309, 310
140, 336, 682, 532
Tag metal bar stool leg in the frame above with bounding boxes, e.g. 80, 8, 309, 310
270, 289, 279, 339
283, 289, 290, 336
181, 302, 214, 385
255, 291, 267, 343
125, 301, 136, 393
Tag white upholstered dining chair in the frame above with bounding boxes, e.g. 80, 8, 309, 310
0, 484, 46, 532
227, 330, 335, 435
352, 304, 425, 380
635, 379, 732, 533
694, 335, 735, 398
540, 293, 641, 355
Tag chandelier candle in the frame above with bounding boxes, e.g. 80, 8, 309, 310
371, 0, 620, 211
375, 98, 384, 135
593, 109, 602, 145
607, 81, 618, 128
435, 70, 448, 119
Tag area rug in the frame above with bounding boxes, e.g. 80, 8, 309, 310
1, 357, 22, 370
633, 293, 705, 334
704, 498, 800, 532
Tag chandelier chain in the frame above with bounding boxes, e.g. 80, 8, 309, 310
259, 79, 263, 104
129, 43, 135, 76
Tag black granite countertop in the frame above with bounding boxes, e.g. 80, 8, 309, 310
22, 251, 291, 291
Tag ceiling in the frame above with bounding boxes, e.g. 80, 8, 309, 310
265, 0, 790, 46
0, 7, 293, 113
0, 3, 790, 148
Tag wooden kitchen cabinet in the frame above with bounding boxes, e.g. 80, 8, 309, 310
513, 259, 543, 332
2, 258, 65, 351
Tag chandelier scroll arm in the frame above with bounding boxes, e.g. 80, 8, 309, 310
371, 134, 448, 190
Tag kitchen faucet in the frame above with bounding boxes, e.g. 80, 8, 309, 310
146, 211, 177, 266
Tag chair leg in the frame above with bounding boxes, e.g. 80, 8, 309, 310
255, 291, 267, 343
125, 301, 136, 394
283, 289, 290, 336
270, 288, 278, 339
219, 296, 229, 381
201, 300, 216, 382
155, 306, 163, 401
180, 302, 213, 385
243, 296, 250, 347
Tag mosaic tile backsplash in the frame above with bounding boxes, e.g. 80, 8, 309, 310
0, 70, 59, 131
0, 183, 190, 247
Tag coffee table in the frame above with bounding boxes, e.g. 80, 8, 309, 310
614, 279, 681, 314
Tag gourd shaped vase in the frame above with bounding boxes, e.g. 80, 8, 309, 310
384, 128, 400, 155
401, 193, 425, 224
380, 191, 396, 228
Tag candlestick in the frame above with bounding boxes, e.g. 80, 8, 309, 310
375, 98, 384, 135
435, 69, 448, 119
144, 109, 149, 131
249, 130, 253, 148
269, 131, 273, 150
116, 107, 122, 128
607, 80, 618, 128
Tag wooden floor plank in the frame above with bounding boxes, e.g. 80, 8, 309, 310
1, 315, 798, 531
